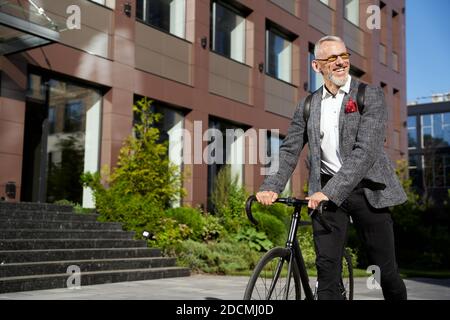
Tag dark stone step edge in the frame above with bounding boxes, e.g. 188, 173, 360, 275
0, 230, 135, 239
0, 247, 161, 263
0, 220, 123, 231
0, 257, 177, 277
0, 202, 74, 212
0, 267, 190, 293
0, 239, 148, 250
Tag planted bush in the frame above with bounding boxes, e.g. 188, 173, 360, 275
252, 211, 287, 247
172, 239, 262, 275
210, 165, 248, 233
234, 227, 273, 252
82, 97, 184, 240
165, 207, 206, 240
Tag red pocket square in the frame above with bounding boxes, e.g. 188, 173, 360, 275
345, 98, 358, 113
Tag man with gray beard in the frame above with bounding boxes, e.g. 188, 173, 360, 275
256, 36, 407, 300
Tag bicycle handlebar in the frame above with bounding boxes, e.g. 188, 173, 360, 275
245, 195, 332, 232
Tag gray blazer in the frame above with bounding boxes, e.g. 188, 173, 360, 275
260, 78, 407, 209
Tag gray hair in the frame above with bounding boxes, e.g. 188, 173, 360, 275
314, 35, 344, 58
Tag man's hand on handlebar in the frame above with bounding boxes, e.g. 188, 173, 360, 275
305, 191, 329, 210
255, 191, 278, 206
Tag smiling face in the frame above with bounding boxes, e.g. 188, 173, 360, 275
312, 40, 350, 92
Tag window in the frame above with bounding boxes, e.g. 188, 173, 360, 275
407, 116, 417, 149
309, 43, 323, 92
207, 118, 246, 212
446, 155, 450, 188
211, 1, 247, 63
380, 1, 387, 44
266, 23, 295, 83
421, 113, 450, 148
136, 0, 186, 38
392, 10, 400, 52
344, 0, 359, 26
392, 51, 399, 72
408, 154, 420, 189
423, 154, 447, 188
45, 78, 101, 207
48, 107, 56, 134
27, 74, 45, 101
90, 0, 106, 5
64, 101, 83, 133
379, 44, 387, 65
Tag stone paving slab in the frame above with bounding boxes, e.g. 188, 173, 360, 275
0, 274, 449, 300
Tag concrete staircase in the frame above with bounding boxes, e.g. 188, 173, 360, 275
0, 202, 190, 293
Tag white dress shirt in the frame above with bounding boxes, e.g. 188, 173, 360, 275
320, 76, 352, 175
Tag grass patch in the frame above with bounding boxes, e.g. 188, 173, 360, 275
399, 269, 450, 279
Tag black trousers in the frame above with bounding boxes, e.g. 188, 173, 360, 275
312, 175, 407, 300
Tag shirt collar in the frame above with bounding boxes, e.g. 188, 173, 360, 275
322, 75, 352, 98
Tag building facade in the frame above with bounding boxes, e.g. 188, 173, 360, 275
408, 99, 450, 204
0, 0, 407, 209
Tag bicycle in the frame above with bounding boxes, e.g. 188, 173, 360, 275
243, 195, 354, 300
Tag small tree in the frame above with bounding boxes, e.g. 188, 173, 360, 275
210, 165, 248, 233
391, 159, 424, 230
82, 97, 185, 235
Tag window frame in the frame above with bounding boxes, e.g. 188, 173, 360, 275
344, 0, 360, 27
135, 0, 187, 40
210, 0, 250, 64
265, 21, 297, 84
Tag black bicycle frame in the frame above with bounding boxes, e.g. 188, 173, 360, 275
285, 205, 315, 300
245, 195, 329, 300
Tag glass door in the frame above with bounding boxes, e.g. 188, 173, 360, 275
22, 73, 102, 206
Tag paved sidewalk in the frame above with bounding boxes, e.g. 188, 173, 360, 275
0, 275, 449, 300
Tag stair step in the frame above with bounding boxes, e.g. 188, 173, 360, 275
0, 239, 147, 251
0, 202, 190, 293
0, 257, 177, 277
0, 211, 99, 222
0, 229, 135, 239
0, 248, 161, 263
0, 202, 73, 213
0, 220, 123, 230
0, 266, 191, 293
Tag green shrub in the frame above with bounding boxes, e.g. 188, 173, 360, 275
165, 207, 205, 240
251, 201, 293, 229
82, 97, 184, 242
252, 211, 287, 247
171, 239, 262, 274
53, 199, 94, 214
297, 226, 317, 269
146, 217, 193, 251
356, 159, 450, 270
233, 227, 273, 252
210, 165, 248, 233
201, 214, 226, 242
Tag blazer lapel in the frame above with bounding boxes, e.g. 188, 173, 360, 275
311, 87, 323, 150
